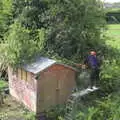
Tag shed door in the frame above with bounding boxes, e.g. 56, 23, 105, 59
42, 72, 58, 109
58, 71, 68, 103
59, 70, 75, 103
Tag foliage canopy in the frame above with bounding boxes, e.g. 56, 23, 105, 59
0, 0, 105, 66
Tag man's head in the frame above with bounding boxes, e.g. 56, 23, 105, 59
90, 51, 96, 56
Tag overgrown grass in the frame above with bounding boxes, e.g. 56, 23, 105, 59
0, 80, 8, 90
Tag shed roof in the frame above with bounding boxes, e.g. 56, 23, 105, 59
23, 57, 56, 74
22, 57, 77, 74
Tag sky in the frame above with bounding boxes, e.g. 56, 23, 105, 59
102, 0, 120, 3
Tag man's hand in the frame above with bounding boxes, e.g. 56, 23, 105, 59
81, 64, 86, 69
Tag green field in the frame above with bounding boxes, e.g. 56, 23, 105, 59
108, 24, 120, 29
106, 24, 120, 50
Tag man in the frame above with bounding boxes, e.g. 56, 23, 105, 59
84, 51, 101, 89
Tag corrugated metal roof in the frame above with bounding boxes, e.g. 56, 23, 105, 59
23, 57, 56, 74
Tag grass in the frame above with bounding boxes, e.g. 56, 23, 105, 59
107, 24, 120, 30
0, 95, 34, 120
0, 80, 8, 90
107, 24, 120, 37
106, 24, 120, 50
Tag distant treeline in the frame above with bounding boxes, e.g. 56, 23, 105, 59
106, 9, 120, 24
104, 2, 120, 8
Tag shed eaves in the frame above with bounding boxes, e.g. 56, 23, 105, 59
23, 57, 56, 74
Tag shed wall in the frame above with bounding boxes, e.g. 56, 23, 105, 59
37, 64, 76, 113
8, 66, 37, 112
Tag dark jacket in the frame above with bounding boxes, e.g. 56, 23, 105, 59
84, 55, 100, 69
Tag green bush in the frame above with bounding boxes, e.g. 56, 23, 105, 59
45, 105, 65, 120
76, 95, 120, 120
100, 59, 120, 93
23, 110, 36, 120
106, 9, 120, 24
0, 80, 8, 90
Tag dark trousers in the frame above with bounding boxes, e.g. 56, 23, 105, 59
90, 68, 100, 88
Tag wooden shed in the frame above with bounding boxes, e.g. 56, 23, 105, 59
8, 57, 77, 114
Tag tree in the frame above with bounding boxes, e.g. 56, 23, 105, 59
0, 0, 106, 66
0, 0, 13, 41
0, 21, 45, 66
44, 0, 106, 60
